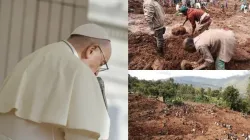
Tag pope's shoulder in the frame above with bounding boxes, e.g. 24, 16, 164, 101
19, 41, 91, 73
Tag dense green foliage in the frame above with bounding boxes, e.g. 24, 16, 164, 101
129, 74, 250, 113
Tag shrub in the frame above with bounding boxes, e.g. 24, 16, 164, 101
171, 98, 184, 106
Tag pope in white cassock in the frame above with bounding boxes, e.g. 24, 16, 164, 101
0, 24, 112, 140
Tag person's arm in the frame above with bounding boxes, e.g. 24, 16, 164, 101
143, 4, 155, 30
183, 17, 188, 26
190, 58, 204, 68
189, 16, 196, 35
193, 61, 211, 70
193, 47, 214, 70
191, 24, 196, 36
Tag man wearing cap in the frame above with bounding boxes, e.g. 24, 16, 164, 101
143, 0, 166, 55
0, 24, 111, 140
182, 29, 236, 70
179, 6, 212, 36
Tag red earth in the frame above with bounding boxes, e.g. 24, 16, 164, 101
129, 94, 250, 140
128, 0, 250, 70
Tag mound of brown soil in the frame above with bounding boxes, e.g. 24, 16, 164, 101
172, 26, 187, 36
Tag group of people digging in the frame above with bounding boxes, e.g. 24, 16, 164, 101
143, 0, 236, 70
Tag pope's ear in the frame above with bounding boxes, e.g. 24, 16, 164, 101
83, 45, 98, 59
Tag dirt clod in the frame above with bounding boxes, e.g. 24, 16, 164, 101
172, 26, 187, 36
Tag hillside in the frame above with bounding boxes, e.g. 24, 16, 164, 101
168, 74, 249, 93
129, 94, 250, 140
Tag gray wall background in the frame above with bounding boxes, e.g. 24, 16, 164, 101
0, 0, 88, 81
88, 1, 128, 140
0, 0, 128, 139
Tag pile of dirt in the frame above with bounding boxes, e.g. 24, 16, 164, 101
129, 94, 250, 140
172, 26, 187, 36
128, 0, 143, 14
128, 31, 158, 70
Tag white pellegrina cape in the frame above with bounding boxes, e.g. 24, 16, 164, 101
0, 41, 110, 139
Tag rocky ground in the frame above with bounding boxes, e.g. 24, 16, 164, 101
128, 0, 250, 70
129, 94, 250, 140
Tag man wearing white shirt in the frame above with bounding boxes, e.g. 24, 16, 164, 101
0, 24, 111, 140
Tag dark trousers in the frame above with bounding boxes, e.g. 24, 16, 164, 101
154, 27, 165, 51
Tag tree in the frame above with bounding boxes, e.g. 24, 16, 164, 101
210, 89, 221, 97
200, 88, 206, 95
207, 88, 212, 96
147, 86, 159, 98
195, 88, 201, 95
246, 76, 250, 99
168, 78, 174, 84
231, 98, 249, 112
219, 87, 223, 93
194, 94, 209, 103
222, 86, 240, 110
136, 82, 146, 94
160, 80, 176, 102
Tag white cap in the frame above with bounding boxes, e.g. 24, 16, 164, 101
71, 23, 110, 40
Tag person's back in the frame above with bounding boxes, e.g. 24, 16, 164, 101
143, 0, 165, 30
194, 29, 235, 62
187, 8, 204, 22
